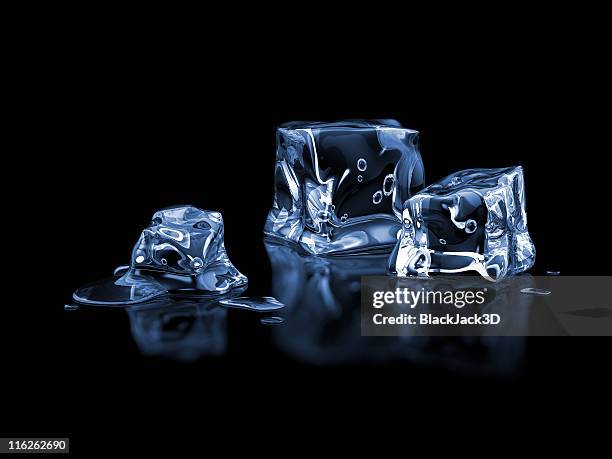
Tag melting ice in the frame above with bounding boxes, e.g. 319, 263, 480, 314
73, 206, 247, 305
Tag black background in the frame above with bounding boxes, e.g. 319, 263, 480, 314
4, 11, 610, 454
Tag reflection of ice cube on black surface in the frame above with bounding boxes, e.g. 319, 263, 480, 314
123, 285, 286, 361
127, 295, 232, 362
389, 166, 536, 281
264, 120, 425, 255
265, 241, 526, 375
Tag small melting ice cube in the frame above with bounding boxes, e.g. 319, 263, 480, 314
129, 206, 247, 291
389, 166, 535, 281
264, 120, 425, 255
73, 206, 247, 305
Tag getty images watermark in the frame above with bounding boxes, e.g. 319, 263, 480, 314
361, 276, 612, 336
371, 284, 500, 326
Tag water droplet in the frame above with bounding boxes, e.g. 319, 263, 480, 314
219, 296, 285, 311
465, 219, 477, 234
161, 258, 168, 265
357, 175, 363, 182
135, 255, 145, 263
261, 316, 284, 325
373, 190, 383, 204
439, 238, 447, 245
546, 270, 560, 276
64, 304, 79, 311
357, 158, 367, 171
520, 288, 551, 296
340, 213, 348, 223
383, 174, 394, 196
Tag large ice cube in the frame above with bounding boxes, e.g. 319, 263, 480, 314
389, 166, 535, 281
264, 120, 425, 255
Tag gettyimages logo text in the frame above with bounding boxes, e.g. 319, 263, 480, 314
371, 287, 487, 309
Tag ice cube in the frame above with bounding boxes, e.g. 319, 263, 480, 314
264, 120, 425, 255
73, 206, 247, 304
130, 206, 247, 292
389, 166, 535, 281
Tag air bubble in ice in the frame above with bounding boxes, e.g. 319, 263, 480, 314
465, 219, 477, 234
194, 220, 211, 230
190, 257, 203, 269
373, 191, 383, 204
357, 158, 367, 171
383, 174, 394, 196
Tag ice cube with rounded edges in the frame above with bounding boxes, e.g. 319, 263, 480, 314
73, 206, 247, 305
389, 166, 535, 281
264, 119, 425, 255
130, 206, 247, 291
